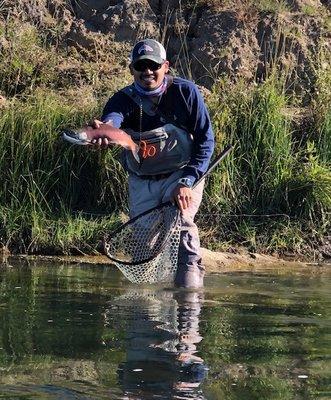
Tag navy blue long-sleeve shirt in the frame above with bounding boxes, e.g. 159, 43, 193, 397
101, 76, 215, 184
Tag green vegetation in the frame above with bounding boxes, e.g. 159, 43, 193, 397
0, 3, 330, 256
0, 88, 126, 253
202, 67, 331, 253
252, 0, 290, 13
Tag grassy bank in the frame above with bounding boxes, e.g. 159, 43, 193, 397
0, 15, 330, 258
201, 65, 331, 255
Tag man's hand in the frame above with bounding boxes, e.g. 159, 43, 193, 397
172, 184, 193, 213
89, 119, 109, 148
89, 119, 103, 129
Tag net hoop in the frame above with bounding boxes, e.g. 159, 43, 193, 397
103, 201, 180, 266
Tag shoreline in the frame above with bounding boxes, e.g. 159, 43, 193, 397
5, 248, 330, 276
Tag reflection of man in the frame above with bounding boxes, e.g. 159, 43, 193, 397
114, 289, 207, 399
173, 291, 207, 398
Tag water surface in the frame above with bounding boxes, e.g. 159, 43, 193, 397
0, 259, 330, 399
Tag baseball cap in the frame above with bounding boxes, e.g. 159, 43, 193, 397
130, 39, 167, 65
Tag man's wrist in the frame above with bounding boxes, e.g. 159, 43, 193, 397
178, 177, 194, 188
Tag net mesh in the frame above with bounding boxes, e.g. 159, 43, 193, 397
104, 203, 181, 284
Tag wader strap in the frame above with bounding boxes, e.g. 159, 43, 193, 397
121, 75, 179, 126
121, 85, 156, 116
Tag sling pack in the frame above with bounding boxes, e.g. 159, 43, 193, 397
121, 77, 193, 176
121, 75, 175, 118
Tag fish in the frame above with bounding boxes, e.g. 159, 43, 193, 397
62, 124, 140, 162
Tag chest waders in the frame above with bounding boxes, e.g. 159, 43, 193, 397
121, 76, 193, 177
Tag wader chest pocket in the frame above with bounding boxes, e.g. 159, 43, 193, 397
125, 124, 193, 176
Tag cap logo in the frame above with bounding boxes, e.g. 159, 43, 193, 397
137, 44, 154, 54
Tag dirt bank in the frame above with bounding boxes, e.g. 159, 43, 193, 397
7, 248, 330, 276
2, 0, 330, 91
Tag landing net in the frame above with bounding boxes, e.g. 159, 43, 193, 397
104, 202, 181, 284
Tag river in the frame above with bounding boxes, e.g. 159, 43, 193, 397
0, 259, 330, 399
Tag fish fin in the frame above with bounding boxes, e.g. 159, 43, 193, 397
132, 148, 140, 163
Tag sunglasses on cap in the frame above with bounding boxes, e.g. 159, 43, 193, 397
133, 60, 163, 72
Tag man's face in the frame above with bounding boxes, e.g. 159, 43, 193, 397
130, 59, 169, 90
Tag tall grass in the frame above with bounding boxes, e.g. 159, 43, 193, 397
206, 76, 293, 213
0, 14, 131, 254
312, 50, 331, 165
0, 69, 329, 255
0, 90, 127, 253
203, 70, 330, 253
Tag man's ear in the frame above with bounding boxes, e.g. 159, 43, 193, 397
164, 60, 170, 73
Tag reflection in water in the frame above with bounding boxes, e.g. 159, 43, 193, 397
0, 261, 330, 399
106, 288, 208, 399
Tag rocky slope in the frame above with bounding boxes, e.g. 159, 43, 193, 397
2, 0, 330, 94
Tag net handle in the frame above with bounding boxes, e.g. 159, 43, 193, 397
193, 144, 233, 189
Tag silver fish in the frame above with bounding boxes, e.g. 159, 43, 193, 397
62, 124, 140, 162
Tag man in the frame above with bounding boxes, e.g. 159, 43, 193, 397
94, 38, 214, 288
